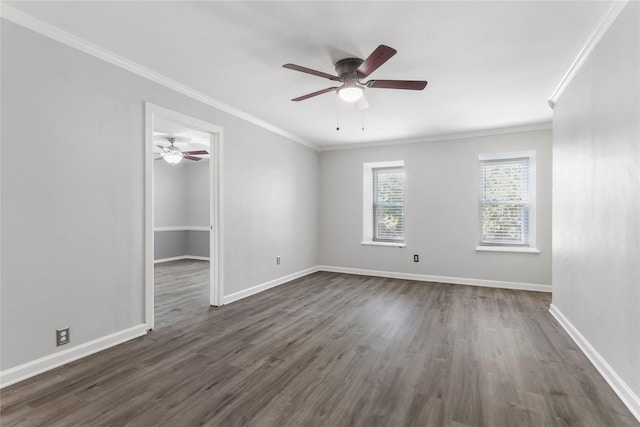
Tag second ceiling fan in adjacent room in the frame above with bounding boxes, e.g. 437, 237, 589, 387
155, 136, 209, 165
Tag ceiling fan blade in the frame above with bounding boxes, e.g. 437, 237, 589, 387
356, 45, 397, 78
365, 80, 428, 90
283, 64, 340, 81
156, 144, 168, 151
182, 150, 208, 155
292, 87, 339, 101
183, 155, 202, 161
356, 94, 370, 110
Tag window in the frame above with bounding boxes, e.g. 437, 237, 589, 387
373, 167, 405, 242
477, 151, 538, 252
363, 161, 405, 246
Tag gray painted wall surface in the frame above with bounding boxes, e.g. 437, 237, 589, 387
552, 3, 640, 396
186, 231, 209, 258
154, 231, 187, 260
154, 159, 210, 259
186, 162, 210, 226
223, 112, 319, 295
319, 129, 552, 285
154, 160, 188, 227
0, 21, 319, 370
154, 230, 209, 259
154, 160, 210, 228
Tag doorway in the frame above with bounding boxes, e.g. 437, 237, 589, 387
144, 102, 224, 330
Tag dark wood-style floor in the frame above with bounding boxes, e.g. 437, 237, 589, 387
153, 259, 210, 329
1, 260, 637, 426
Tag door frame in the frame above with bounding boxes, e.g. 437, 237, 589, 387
144, 102, 224, 330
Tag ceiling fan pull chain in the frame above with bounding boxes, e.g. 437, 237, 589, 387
362, 110, 365, 131
336, 96, 340, 131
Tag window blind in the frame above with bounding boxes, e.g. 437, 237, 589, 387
373, 167, 405, 242
478, 157, 529, 245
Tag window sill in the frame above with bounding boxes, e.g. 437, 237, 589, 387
475, 246, 540, 254
362, 241, 406, 248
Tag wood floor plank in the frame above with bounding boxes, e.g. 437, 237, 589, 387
1, 262, 637, 426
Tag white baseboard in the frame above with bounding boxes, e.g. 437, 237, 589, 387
549, 304, 640, 422
0, 324, 147, 389
222, 265, 550, 306
318, 265, 551, 293
223, 266, 320, 305
154, 255, 210, 264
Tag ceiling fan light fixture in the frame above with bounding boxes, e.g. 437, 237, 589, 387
163, 151, 183, 164
338, 86, 364, 102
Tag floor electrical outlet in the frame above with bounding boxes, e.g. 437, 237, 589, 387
414, 254, 419, 262
56, 327, 70, 346
276, 256, 281, 265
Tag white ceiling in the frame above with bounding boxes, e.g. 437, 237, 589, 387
6, 1, 612, 149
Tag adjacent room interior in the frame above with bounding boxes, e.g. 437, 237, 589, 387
152, 116, 212, 329
1, 1, 638, 426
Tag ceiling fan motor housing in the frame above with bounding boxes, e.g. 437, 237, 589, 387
334, 58, 364, 81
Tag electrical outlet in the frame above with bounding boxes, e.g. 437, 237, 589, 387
276, 256, 281, 265
413, 254, 419, 262
56, 327, 70, 346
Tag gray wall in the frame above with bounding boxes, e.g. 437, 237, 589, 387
154, 230, 209, 260
153, 230, 210, 260
154, 160, 210, 259
223, 112, 319, 295
186, 162, 210, 226
154, 160, 188, 227
319, 129, 552, 285
185, 230, 209, 259
0, 21, 319, 371
154, 231, 187, 260
552, 2, 640, 397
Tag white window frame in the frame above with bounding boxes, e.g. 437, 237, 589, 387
476, 151, 539, 254
362, 160, 406, 247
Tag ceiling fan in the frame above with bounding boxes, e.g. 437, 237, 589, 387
283, 44, 427, 109
155, 137, 208, 164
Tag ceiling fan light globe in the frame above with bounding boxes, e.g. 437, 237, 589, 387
164, 152, 183, 164
338, 86, 364, 102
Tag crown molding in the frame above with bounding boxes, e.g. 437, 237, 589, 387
319, 121, 552, 152
0, 4, 318, 151
547, 1, 629, 109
